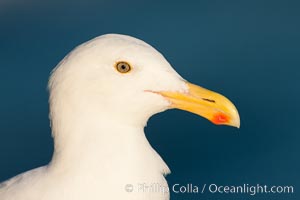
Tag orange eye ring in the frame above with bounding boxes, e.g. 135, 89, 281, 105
115, 61, 132, 73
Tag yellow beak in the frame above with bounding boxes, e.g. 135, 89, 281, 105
158, 82, 240, 128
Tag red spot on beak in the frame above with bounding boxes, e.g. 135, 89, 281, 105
212, 113, 229, 125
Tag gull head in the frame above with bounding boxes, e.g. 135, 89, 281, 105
48, 34, 240, 130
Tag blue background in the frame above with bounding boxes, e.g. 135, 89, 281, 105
0, 0, 299, 199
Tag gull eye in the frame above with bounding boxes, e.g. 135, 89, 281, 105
115, 61, 132, 73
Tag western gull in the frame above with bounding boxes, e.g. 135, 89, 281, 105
0, 34, 240, 200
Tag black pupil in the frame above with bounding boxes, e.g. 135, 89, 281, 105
121, 65, 126, 70
117, 62, 130, 73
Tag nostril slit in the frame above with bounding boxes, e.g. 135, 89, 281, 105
202, 98, 216, 103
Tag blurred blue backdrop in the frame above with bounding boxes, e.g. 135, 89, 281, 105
0, 0, 299, 199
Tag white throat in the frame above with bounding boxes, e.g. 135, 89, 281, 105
47, 95, 170, 199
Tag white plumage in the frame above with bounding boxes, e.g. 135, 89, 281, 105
0, 34, 239, 200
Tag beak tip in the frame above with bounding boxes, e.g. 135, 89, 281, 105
231, 112, 240, 129
235, 122, 241, 129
